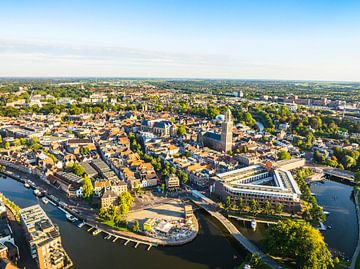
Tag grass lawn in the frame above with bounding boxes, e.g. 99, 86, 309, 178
100, 219, 130, 232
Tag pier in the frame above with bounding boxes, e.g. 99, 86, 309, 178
323, 168, 354, 182
83, 222, 156, 250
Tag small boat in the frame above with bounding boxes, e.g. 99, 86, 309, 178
318, 222, 327, 231
324, 211, 330, 215
24, 182, 30, 188
92, 229, 101, 236
33, 189, 41, 197
327, 225, 332, 229
251, 219, 257, 230
77, 222, 85, 228
66, 214, 77, 223
42, 197, 49, 204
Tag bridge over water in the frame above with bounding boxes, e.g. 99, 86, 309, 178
190, 190, 283, 269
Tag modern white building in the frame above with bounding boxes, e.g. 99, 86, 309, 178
211, 164, 302, 212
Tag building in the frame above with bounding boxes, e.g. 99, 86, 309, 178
211, 164, 302, 212
198, 109, 233, 152
19, 205, 72, 269
100, 189, 118, 209
140, 119, 177, 137
143, 218, 156, 232
274, 158, 306, 171
236, 153, 260, 166
165, 174, 180, 189
184, 205, 193, 220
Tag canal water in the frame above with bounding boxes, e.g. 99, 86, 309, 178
232, 180, 358, 260
310, 180, 358, 259
0, 176, 244, 269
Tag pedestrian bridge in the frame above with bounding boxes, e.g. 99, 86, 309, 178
189, 190, 283, 269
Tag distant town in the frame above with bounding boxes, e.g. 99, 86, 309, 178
0, 79, 359, 269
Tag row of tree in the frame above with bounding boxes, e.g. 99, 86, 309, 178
223, 197, 283, 216
314, 146, 360, 171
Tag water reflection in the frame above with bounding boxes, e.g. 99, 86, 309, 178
0, 177, 244, 269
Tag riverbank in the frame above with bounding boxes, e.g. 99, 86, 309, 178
0, 167, 199, 247
0, 175, 244, 269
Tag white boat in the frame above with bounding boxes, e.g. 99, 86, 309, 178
66, 213, 78, 223
92, 229, 101, 235
318, 222, 327, 231
251, 219, 257, 230
323, 211, 330, 215
77, 222, 85, 228
42, 197, 49, 204
33, 189, 41, 196
24, 182, 30, 188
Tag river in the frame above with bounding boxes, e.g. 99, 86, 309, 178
0, 176, 245, 269
255, 121, 264, 132
310, 180, 358, 259
232, 180, 358, 260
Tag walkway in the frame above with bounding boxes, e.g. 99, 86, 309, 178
228, 214, 278, 225
323, 168, 354, 182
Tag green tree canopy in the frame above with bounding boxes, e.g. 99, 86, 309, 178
267, 219, 333, 269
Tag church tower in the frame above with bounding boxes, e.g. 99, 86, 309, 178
221, 109, 233, 152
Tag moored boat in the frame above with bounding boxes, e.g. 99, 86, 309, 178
66, 213, 77, 223
42, 197, 49, 204
33, 189, 41, 197
251, 219, 257, 230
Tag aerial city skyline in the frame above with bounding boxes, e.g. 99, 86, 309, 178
0, 1, 360, 269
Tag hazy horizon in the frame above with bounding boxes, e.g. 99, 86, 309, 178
1, 0, 359, 81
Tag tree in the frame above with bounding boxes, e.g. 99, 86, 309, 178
355, 171, 360, 183
310, 116, 322, 130
177, 125, 187, 136
118, 191, 134, 208
117, 203, 130, 220
238, 198, 243, 211
20, 138, 27, 145
160, 183, 165, 193
133, 220, 139, 232
249, 253, 263, 269
133, 182, 142, 196
342, 155, 356, 170
82, 175, 93, 199
225, 196, 231, 209
264, 200, 271, 215
267, 220, 333, 269
72, 163, 85, 177
278, 150, 291, 160
0, 165, 5, 173
3, 141, 10, 149
275, 203, 283, 214
13, 139, 21, 147
250, 199, 258, 214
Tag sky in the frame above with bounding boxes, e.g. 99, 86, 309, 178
0, 0, 360, 81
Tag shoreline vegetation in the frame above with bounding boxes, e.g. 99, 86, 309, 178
0, 192, 21, 221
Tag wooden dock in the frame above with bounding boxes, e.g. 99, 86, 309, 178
84, 222, 157, 250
